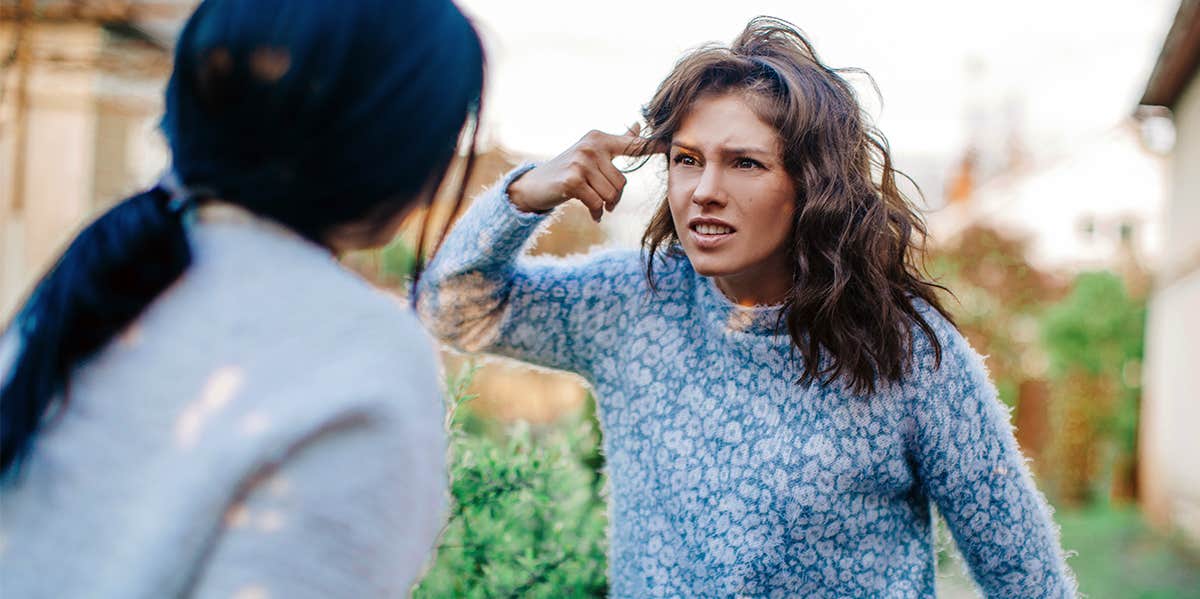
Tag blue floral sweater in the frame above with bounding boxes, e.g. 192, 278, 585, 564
417, 167, 1075, 598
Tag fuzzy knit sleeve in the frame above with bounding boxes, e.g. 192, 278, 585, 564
416, 166, 641, 379
908, 315, 1076, 598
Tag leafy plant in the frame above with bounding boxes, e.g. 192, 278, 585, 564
414, 364, 609, 598
378, 236, 418, 288
1040, 272, 1146, 504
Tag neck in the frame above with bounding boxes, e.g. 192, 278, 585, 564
713, 255, 791, 307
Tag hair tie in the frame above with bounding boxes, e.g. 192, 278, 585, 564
158, 169, 218, 216
166, 194, 195, 215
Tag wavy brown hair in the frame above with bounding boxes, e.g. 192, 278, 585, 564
638, 17, 955, 395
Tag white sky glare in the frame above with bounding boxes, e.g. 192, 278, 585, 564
454, 0, 1180, 247
457, 0, 1178, 162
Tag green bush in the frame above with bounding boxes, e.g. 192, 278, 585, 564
378, 236, 418, 288
1040, 271, 1145, 503
414, 365, 609, 598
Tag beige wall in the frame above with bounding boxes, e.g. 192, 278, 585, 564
1, 25, 19, 317
1163, 78, 1200, 272
0, 22, 166, 320
1141, 70, 1200, 543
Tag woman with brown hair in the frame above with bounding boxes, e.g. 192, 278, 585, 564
418, 17, 1073, 597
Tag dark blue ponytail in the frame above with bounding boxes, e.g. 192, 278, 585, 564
0, 188, 188, 476
1, 0, 484, 477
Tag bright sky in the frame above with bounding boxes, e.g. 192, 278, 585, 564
455, 0, 1180, 243
458, 0, 1176, 156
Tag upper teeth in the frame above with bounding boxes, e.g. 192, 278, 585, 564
696, 224, 733, 235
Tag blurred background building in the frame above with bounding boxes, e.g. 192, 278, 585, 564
1137, 0, 1200, 545
930, 119, 1166, 278
1, 0, 191, 317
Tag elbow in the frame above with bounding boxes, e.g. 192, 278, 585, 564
414, 274, 505, 354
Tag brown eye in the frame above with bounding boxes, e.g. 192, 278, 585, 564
735, 158, 762, 169
673, 154, 698, 166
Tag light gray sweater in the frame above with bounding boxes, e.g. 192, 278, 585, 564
0, 204, 446, 598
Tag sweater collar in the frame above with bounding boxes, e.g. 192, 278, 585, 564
696, 274, 788, 337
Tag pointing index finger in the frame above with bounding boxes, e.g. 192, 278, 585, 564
595, 129, 667, 158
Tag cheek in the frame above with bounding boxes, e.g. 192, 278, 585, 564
666, 176, 692, 227
743, 189, 795, 249
763, 211, 794, 254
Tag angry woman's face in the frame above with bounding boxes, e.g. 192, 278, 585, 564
667, 92, 796, 304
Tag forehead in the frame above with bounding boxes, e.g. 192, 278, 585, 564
673, 93, 781, 154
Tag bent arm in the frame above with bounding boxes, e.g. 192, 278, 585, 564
416, 166, 635, 378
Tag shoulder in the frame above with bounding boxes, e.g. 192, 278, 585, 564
523, 245, 643, 277
568, 245, 697, 300
891, 299, 1004, 432
571, 246, 697, 306
170, 225, 441, 411
289, 289, 441, 414
518, 246, 657, 300
220, 288, 441, 452
905, 297, 990, 391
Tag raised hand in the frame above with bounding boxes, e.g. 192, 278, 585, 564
507, 125, 662, 222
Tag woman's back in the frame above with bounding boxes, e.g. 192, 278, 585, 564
1, 0, 483, 595
0, 207, 445, 598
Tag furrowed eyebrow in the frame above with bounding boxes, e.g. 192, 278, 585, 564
724, 147, 772, 157
670, 141, 773, 157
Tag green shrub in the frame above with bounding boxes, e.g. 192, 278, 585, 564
414, 364, 609, 598
1040, 271, 1145, 504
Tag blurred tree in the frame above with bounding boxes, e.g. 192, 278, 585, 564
1041, 272, 1145, 505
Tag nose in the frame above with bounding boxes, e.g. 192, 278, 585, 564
691, 164, 727, 209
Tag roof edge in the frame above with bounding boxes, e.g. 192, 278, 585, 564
1141, 0, 1200, 109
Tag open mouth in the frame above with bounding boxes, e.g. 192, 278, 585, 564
688, 220, 736, 248
692, 223, 735, 236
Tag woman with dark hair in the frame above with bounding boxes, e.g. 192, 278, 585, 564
419, 17, 1074, 598
0, 0, 482, 596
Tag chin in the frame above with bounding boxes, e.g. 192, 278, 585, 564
684, 252, 738, 278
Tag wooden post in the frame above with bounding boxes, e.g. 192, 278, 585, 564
8, 0, 34, 215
